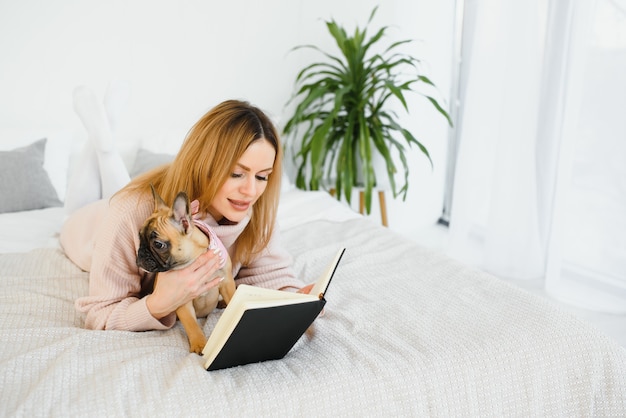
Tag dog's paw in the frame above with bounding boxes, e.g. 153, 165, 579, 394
189, 338, 207, 355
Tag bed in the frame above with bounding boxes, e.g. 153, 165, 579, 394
1, 133, 625, 417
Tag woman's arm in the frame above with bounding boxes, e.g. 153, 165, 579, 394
74, 193, 177, 331
75, 193, 225, 331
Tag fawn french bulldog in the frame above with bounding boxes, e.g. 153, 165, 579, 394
137, 186, 236, 353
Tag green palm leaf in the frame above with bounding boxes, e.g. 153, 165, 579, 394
283, 7, 451, 214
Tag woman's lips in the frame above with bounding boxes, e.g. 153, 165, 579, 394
229, 199, 251, 211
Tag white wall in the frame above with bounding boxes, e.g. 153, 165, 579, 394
0, 0, 455, 238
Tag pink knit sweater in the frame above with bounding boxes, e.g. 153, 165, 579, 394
60, 192, 303, 332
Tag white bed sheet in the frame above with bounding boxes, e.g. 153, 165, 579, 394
0, 207, 64, 253
277, 188, 362, 229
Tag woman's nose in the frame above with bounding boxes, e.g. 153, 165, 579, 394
240, 176, 256, 196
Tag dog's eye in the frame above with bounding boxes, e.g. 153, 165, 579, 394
153, 240, 169, 252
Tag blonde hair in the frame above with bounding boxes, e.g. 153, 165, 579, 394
120, 99, 283, 266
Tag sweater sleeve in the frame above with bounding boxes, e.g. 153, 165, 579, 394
234, 225, 306, 291
73, 194, 177, 331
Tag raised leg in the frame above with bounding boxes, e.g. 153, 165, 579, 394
64, 85, 131, 215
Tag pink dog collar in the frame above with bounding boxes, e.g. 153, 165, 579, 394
192, 219, 228, 269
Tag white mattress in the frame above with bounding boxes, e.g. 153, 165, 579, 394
1, 189, 625, 416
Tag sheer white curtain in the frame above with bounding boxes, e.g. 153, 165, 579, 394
447, 0, 626, 313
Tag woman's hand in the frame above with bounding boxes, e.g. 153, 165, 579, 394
297, 283, 315, 295
146, 249, 223, 319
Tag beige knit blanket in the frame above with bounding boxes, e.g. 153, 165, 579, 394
1, 218, 625, 416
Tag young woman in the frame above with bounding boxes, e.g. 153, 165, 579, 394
61, 86, 306, 332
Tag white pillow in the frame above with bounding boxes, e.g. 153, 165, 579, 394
0, 129, 73, 201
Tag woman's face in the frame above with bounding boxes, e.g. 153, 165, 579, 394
208, 139, 276, 223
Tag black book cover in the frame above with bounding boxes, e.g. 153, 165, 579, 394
206, 298, 326, 371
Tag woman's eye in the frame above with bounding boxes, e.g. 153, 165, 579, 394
231, 172, 269, 181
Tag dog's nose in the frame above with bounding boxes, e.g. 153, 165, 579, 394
137, 247, 160, 272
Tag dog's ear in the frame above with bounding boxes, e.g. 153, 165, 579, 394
150, 184, 168, 212
172, 192, 192, 234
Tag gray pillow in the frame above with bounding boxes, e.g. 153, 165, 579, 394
0, 138, 62, 213
130, 148, 175, 178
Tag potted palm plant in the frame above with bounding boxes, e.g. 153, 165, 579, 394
283, 6, 452, 214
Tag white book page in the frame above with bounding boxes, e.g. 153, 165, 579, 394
309, 248, 346, 299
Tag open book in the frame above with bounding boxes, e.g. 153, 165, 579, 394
202, 248, 346, 371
